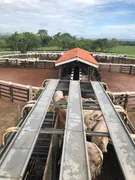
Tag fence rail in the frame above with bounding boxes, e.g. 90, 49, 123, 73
0, 80, 40, 103
112, 92, 135, 111
0, 59, 56, 69
95, 55, 135, 64
99, 63, 135, 75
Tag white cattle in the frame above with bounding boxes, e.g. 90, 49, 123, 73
83, 110, 104, 131
53, 91, 64, 102
91, 121, 108, 153
87, 141, 103, 179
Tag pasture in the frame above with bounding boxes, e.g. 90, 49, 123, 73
110, 45, 135, 57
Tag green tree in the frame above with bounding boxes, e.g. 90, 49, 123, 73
53, 32, 77, 49
5, 32, 40, 53
92, 38, 109, 51
37, 29, 52, 46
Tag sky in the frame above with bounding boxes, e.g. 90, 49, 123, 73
0, 0, 135, 39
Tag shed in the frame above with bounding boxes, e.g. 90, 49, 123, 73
55, 48, 100, 81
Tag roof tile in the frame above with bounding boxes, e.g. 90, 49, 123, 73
56, 48, 98, 66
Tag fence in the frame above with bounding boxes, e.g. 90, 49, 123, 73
0, 53, 62, 60
95, 55, 135, 64
0, 80, 40, 103
0, 59, 56, 69
112, 92, 135, 111
99, 63, 135, 75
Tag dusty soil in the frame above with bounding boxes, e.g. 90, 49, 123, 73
0, 98, 23, 145
128, 112, 135, 127
0, 68, 59, 86
0, 68, 135, 141
101, 71, 135, 127
101, 71, 135, 92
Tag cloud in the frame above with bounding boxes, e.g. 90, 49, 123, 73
0, 0, 135, 38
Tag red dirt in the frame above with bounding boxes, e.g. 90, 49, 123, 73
101, 71, 135, 126
101, 71, 135, 92
0, 68, 59, 86
0, 99, 23, 145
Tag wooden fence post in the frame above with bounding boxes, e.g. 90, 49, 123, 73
35, 61, 37, 68
120, 65, 122, 73
129, 65, 132, 74
0, 84, 1, 97
9, 82, 13, 102
124, 92, 129, 110
109, 63, 111, 72
44, 62, 46, 69
133, 65, 135, 75
98, 63, 101, 71
27, 85, 30, 101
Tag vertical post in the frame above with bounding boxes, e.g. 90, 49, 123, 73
119, 94, 124, 106
98, 63, 101, 71
124, 92, 129, 110
59, 66, 61, 78
109, 63, 111, 72
129, 65, 133, 74
133, 65, 135, 75
27, 85, 30, 101
9, 82, 13, 102
44, 61, 46, 69
35, 61, 37, 68
54, 62, 55, 69
88, 66, 90, 81
120, 65, 122, 73
0, 84, 1, 98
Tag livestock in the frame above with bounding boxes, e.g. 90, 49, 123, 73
87, 141, 103, 179
53, 91, 64, 102
53, 91, 97, 104
91, 121, 108, 153
83, 110, 104, 131
82, 98, 98, 103
58, 141, 103, 179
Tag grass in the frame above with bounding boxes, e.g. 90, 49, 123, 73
110, 45, 135, 57
0, 45, 135, 58
0, 98, 23, 144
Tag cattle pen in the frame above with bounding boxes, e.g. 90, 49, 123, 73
0, 48, 135, 180
0, 79, 135, 180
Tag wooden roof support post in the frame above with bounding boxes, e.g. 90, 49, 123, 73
59, 66, 62, 78
88, 66, 90, 81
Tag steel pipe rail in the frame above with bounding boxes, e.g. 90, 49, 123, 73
59, 81, 91, 180
91, 81, 135, 180
40, 129, 109, 137
0, 79, 59, 180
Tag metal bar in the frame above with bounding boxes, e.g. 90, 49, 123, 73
40, 129, 109, 137
91, 81, 135, 180
0, 79, 59, 180
59, 80, 91, 180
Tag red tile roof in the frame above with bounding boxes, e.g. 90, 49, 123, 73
56, 48, 98, 66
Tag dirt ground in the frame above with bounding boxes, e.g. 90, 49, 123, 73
100, 71, 135, 92
0, 68, 59, 144
0, 98, 23, 145
101, 71, 135, 126
0, 68, 135, 142
0, 68, 59, 86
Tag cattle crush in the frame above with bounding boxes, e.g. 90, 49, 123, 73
0, 50, 135, 180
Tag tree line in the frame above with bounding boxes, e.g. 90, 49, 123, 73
0, 29, 131, 53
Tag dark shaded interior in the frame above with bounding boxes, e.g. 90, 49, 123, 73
73, 66, 79, 80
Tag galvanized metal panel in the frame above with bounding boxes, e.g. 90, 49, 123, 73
0, 79, 59, 180
91, 81, 135, 180
0, 148, 29, 179
60, 81, 91, 180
